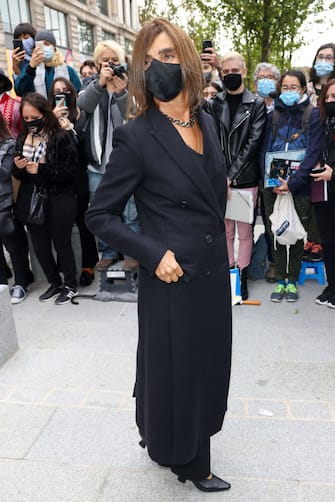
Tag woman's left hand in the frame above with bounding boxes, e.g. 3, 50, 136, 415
310, 163, 333, 182
113, 73, 128, 94
273, 177, 289, 195
25, 161, 39, 174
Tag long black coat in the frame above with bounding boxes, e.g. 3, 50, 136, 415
86, 106, 232, 465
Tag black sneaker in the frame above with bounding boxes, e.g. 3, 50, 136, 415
39, 283, 63, 302
54, 287, 78, 305
315, 286, 335, 305
326, 294, 335, 309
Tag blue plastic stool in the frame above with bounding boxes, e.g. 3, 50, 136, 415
298, 261, 325, 285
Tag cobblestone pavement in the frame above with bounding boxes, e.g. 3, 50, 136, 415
0, 275, 334, 502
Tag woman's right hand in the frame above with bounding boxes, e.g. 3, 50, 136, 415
98, 62, 113, 87
14, 156, 27, 169
155, 250, 184, 283
29, 47, 44, 68
12, 47, 25, 75
53, 98, 68, 119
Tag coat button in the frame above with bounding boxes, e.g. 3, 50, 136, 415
205, 234, 213, 244
180, 200, 188, 208
203, 267, 211, 277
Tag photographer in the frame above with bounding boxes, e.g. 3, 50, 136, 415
77, 40, 129, 270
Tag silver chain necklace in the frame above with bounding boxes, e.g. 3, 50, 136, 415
162, 109, 196, 128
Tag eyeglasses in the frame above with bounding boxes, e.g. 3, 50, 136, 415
316, 54, 334, 62
281, 85, 301, 92
257, 75, 276, 81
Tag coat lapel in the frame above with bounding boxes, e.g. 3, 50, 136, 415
146, 107, 225, 221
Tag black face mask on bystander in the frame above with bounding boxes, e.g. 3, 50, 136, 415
223, 73, 242, 92
324, 102, 335, 118
23, 118, 45, 134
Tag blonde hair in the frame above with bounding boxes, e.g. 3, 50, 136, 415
94, 40, 125, 66
45, 48, 64, 68
128, 18, 204, 115
221, 51, 246, 70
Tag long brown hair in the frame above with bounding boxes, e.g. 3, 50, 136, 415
0, 112, 12, 141
319, 78, 335, 121
128, 18, 204, 115
20, 92, 60, 135
49, 77, 79, 123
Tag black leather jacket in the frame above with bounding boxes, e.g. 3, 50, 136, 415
205, 89, 266, 188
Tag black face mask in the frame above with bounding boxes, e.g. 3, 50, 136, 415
145, 59, 183, 102
224, 73, 242, 92
324, 101, 335, 117
23, 118, 45, 134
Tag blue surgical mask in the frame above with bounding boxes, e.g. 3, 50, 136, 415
22, 37, 34, 56
43, 46, 54, 61
314, 60, 333, 77
257, 78, 276, 98
279, 90, 300, 106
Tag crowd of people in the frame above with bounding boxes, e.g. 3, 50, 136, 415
0, 21, 335, 311
1, 16, 335, 494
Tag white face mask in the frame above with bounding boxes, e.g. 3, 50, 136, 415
43, 46, 54, 61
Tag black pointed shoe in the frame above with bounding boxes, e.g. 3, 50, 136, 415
178, 473, 231, 492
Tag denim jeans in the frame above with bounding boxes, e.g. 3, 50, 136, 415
88, 171, 140, 260
88, 170, 117, 260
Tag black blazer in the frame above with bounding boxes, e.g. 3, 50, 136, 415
86, 105, 232, 465
86, 106, 228, 280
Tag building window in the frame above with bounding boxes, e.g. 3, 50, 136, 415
125, 39, 133, 56
0, 0, 31, 33
78, 20, 94, 55
102, 30, 115, 41
44, 6, 68, 48
97, 0, 108, 16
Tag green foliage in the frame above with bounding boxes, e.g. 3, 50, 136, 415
139, 0, 328, 87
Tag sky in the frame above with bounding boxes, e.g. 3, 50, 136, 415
292, 2, 334, 66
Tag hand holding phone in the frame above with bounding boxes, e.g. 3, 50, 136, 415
311, 166, 326, 174
13, 39, 24, 52
55, 94, 67, 108
202, 40, 213, 53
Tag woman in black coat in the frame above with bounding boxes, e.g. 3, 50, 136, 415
86, 18, 232, 492
310, 78, 335, 307
12, 92, 79, 305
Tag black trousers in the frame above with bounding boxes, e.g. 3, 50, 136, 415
171, 438, 210, 481
76, 192, 98, 269
0, 222, 31, 287
314, 198, 335, 288
28, 190, 77, 289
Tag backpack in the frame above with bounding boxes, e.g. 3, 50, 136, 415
248, 233, 268, 280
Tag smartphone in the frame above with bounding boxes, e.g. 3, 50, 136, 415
13, 39, 24, 52
14, 150, 25, 160
202, 40, 213, 52
312, 166, 326, 174
55, 93, 67, 107
35, 40, 44, 51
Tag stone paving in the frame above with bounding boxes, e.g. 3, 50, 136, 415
0, 275, 334, 502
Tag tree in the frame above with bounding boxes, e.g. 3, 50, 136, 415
138, 0, 327, 83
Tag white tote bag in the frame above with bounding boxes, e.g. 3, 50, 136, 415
269, 193, 306, 249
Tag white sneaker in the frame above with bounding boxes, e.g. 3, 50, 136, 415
10, 285, 27, 304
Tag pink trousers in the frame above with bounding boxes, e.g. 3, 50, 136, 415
225, 186, 258, 270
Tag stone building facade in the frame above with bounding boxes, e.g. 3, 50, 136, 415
0, 0, 139, 75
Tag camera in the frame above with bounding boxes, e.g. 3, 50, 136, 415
108, 62, 126, 79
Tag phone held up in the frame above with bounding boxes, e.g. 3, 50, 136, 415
13, 39, 24, 52
55, 94, 67, 107
311, 166, 326, 175
202, 40, 213, 53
